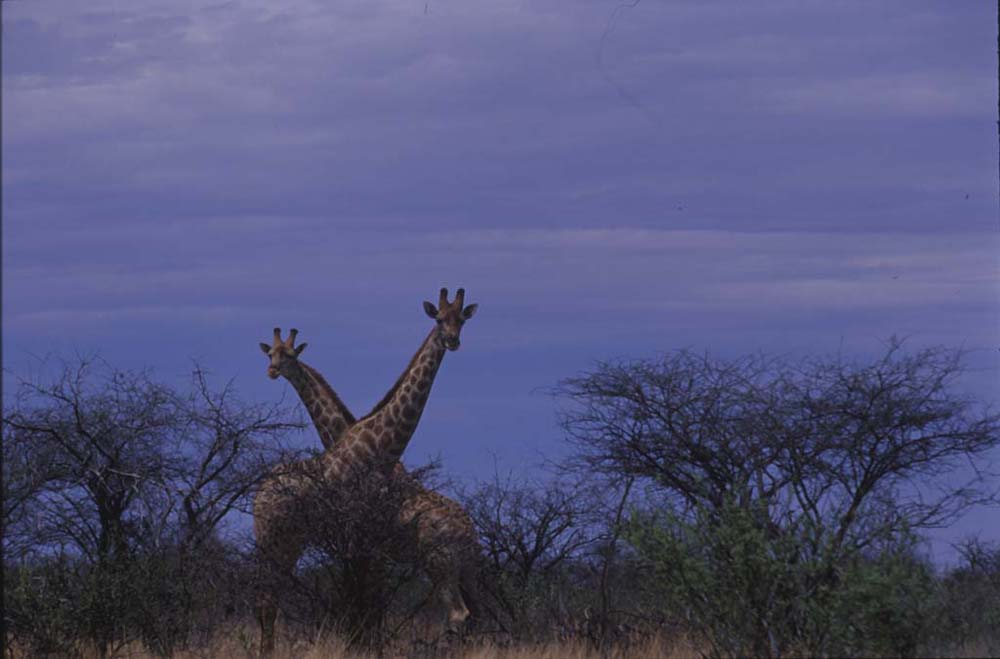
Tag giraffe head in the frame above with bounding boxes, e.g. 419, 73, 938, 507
423, 287, 478, 351
259, 327, 308, 380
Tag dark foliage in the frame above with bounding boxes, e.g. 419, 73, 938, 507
3, 343, 999, 658
2, 356, 301, 657
271, 463, 432, 650
554, 340, 1000, 656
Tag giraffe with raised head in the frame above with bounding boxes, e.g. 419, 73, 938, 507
257, 326, 483, 630
253, 288, 480, 656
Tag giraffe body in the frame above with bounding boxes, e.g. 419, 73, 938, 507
253, 290, 480, 655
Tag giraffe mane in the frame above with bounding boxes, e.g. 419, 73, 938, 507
359, 328, 435, 422
299, 361, 357, 425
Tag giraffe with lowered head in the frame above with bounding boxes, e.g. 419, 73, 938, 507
253, 288, 479, 656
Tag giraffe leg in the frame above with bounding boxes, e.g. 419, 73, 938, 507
422, 549, 470, 633
255, 589, 278, 658
255, 556, 284, 658
255, 546, 298, 658
438, 575, 471, 632
458, 561, 482, 625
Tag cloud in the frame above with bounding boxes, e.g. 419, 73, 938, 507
4, 0, 995, 237
772, 72, 991, 118
6, 226, 995, 360
11, 304, 248, 326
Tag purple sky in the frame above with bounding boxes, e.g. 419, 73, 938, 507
3, 1, 998, 560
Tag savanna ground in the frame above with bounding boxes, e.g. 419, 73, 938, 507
6, 625, 997, 659
7, 629, 701, 659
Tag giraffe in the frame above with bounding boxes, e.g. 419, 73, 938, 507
257, 327, 484, 628
253, 288, 480, 656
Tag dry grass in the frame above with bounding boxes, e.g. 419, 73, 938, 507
13, 632, 999, 659
456, 636, 700, 659
16, 627, 702, 659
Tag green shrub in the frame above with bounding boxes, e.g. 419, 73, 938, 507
628, 501, 937, 657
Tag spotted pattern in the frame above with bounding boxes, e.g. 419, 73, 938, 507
254, 315, 480, 657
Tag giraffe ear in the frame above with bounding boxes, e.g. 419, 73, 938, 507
462, 303, 478, 319
294, 343, 308, 356
423, 301, 439, 319
259, 343, 271, 354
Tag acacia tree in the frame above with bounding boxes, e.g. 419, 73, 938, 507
555, 340, 1000, 656
459, 472, 595, 637
174, 366, 299, 551
2, 355, 302, 657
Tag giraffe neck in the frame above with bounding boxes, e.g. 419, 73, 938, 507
282, 361, 356, 451
329, 326, 447, 476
